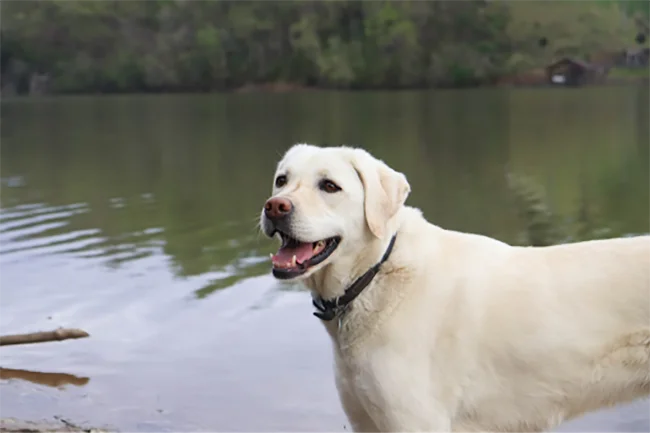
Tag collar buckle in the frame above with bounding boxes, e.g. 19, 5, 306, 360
312, 298, 337, 321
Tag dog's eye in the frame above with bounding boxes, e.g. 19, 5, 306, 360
275, 175, 287, 188
320, 179, 341, 193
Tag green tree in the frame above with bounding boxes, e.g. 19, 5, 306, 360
0, 0, 641, 94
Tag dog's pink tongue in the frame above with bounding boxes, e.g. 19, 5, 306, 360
273, 242, 313, 265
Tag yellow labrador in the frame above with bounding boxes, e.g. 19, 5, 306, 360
259, 143, 650, 432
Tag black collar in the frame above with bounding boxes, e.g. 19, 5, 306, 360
312, 234, 397, 321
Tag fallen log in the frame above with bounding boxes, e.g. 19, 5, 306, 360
0, 367, 90, 387
0, 328, 89, 347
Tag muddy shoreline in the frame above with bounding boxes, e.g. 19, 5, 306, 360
0, 418, 113, 433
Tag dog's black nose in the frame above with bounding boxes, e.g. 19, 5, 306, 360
264, 197, 293, 221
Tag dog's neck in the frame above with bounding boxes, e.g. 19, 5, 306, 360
304, 226, 399, 302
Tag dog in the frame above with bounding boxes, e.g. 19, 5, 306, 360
259, 143, 650, 432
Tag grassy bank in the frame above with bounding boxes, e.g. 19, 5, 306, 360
608, 66, 650, 80
2, 1, 646, 95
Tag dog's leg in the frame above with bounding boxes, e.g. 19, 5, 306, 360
354, 351, 452, 432
335, 373, 379, 432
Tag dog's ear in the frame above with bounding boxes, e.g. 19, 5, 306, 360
350, 149, 410, 239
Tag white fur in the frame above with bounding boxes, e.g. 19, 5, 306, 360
261, 143, 650, 432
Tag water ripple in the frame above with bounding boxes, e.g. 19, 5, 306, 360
0, 202, 87, 223
0, 198, 274, 299
0, 228, 102, 258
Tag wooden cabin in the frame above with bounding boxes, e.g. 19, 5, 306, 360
545, 57, 603, 87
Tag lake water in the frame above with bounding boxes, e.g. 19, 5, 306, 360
1, 88, 648, 432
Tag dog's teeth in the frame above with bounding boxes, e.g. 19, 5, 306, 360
269, 253, 274, 259
314, 240, 325, 252
291, 255, 297, 267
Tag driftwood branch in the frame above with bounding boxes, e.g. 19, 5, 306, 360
0, 328, 89, 347
0, 367, 90, 388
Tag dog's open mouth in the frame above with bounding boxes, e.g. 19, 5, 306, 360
270, 232, 341, 279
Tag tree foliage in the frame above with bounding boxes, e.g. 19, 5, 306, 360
505, 1, 639, 70
0, 0, 641, 94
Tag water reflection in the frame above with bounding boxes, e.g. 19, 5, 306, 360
2, 90, 648, 299
0, 89, 648, 431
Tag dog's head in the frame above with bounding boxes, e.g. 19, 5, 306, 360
260, 144, 410, 281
